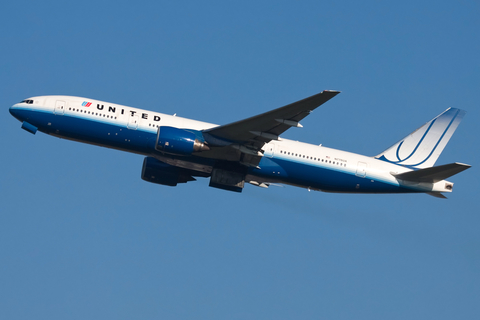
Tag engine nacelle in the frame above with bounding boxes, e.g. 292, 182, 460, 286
141, 157, 196, 186
155, 126, 209, 155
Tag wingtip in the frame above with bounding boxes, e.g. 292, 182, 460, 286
454, 162, 471, 168
323, 90, 341, 94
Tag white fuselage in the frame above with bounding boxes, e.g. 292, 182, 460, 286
9, 95, 454, 194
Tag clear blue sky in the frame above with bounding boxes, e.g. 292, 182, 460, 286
1, 1, 479, 319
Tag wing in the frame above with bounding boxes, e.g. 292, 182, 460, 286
203, 90, 340, 150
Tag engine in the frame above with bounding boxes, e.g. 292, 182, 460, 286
155, 126, 209, 155
141, 157, 196, 186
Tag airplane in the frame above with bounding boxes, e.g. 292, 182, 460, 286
9, 90, 470, 198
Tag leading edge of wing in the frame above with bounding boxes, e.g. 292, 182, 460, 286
203, 90, 340, 146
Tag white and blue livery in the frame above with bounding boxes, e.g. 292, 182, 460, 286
9, 91, 470, 198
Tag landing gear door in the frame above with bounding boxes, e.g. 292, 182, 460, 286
54, 100, 65, 115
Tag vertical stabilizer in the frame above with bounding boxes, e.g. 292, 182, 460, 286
375, 108, 465, 169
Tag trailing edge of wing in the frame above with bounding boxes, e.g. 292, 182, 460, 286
392, 162, 471, 183
203, 90, 340, 148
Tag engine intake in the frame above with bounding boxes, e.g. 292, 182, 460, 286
155, 126, 209, 155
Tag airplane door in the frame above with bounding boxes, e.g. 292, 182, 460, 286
264, 142, 275, 158
356, 162, 367, 178
127, 114, 139, 130
54, 100, 65, 115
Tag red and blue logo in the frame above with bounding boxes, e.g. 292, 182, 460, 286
81, 101, 92, 107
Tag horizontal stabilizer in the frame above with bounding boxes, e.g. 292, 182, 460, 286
426, 192, 448, 199
392, 162, 471, 183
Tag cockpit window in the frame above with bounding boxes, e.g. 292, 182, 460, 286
20, 100, 34, 104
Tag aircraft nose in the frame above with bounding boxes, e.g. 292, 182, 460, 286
9, 104, 21, 120
8, 104, 18, 118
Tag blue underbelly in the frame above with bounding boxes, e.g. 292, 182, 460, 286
18, 109, 156, 154
253, 157, 407, 193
